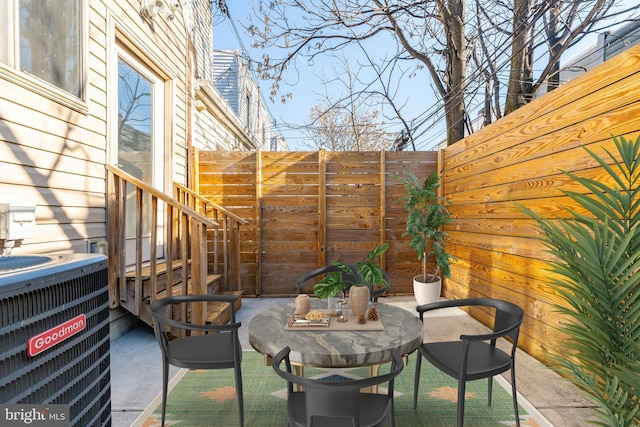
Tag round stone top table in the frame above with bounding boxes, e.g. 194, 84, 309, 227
248, 300, 424, 369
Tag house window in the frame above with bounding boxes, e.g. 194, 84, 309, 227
0, 0, 84, 99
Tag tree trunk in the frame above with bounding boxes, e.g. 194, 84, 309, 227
546, 4, 562, 92
504, 0, 532, 115
446, 0, 467, 146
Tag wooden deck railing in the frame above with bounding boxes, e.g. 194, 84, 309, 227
106, 165, 218, 325
174, 183, 248, 292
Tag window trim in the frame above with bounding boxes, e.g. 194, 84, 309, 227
107, 12, 179, 190
0, 0, 89, 114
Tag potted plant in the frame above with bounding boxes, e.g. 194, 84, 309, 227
313, 243, 389, 317
393, 171, 453, 305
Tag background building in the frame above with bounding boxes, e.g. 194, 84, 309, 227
212, 50, 280, 150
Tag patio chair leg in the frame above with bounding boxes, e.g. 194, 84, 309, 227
413, 351, 423, 409
390, 394, 396, 427
161, 359, 169, 426
235, 368, 244, 427
457, 378, 466, 427
488, 376, 493, 406
511, 365, 520, 426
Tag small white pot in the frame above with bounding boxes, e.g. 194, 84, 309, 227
413, 275, 441, 306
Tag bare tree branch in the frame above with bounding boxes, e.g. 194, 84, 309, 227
241, 0, 635, 147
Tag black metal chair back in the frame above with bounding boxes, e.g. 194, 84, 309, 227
272, 346, 404, 427
150, 294, 244, 427
413, 298, 524, 427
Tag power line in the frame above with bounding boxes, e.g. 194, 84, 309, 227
213, 1, 639, 151
410, 2, 639, 150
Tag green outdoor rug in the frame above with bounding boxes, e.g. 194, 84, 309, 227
135, 350, 548, 426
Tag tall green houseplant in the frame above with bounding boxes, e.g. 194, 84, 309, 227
394, 171, 453, 282
523, 134, 640, 426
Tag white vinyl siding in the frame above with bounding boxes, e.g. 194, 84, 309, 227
0, 0, 258, 255
0, 0, 191, 255
211, 50, 272, 150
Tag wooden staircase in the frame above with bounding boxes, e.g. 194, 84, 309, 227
106, 165, 246, 328
121, 260, 240, 326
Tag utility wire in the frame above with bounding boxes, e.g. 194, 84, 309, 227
410, 4, 640, 150
214, 1, 639, 151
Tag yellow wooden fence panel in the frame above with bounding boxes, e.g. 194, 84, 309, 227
441, 43, 640, 363
197, 150, 437, 296
195, 44, 640, 366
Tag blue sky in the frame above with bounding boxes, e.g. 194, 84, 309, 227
212, 1, 639, 151
212, 2, 440, 151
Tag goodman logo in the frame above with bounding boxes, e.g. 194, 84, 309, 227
27, 314, 86, 357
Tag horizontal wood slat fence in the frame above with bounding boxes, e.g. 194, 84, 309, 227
195, 43, 640, 365
194, 150, 438, 297
442, 43, 640, 363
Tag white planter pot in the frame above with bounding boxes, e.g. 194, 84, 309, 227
413, 275, 441, 306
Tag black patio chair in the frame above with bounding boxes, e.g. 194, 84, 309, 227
295, 264, 391, 302
150, 294, 244, 427
272, 346, 404, 427
413, 298, 524, 427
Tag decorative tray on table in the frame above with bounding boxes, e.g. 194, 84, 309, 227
286, 311, 331, 328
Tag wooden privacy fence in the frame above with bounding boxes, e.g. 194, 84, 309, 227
441, 42, 640, 363
193, 150, 438, 296
194, 43, 640, 367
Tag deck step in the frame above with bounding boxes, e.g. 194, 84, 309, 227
135, 273, 223, 325
125, 259, 189, 280
119, 259, 243, 328
148, 273, 222, 301
124, 259, 191, 302
206, 290, 243, 326
120, 257, 227, 325
138, 289, 243, 329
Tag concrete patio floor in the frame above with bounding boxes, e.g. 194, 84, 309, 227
110, 296, 599, 427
